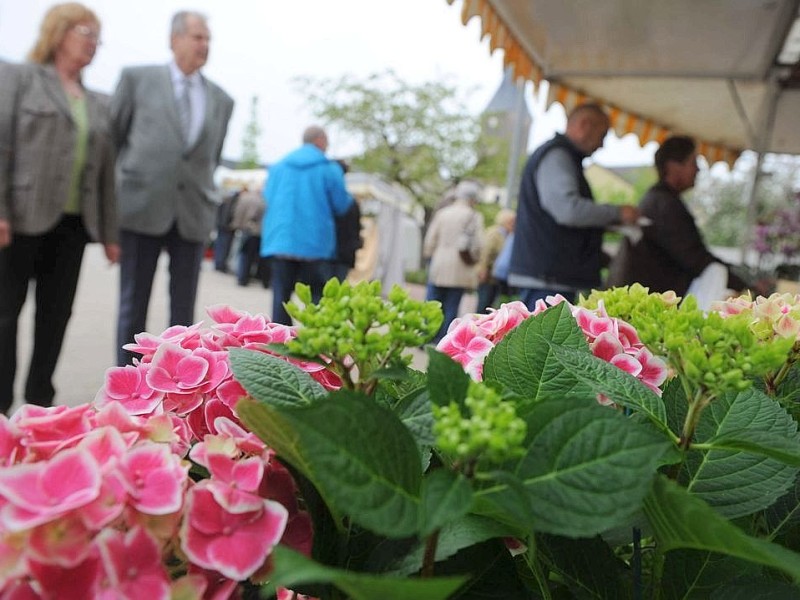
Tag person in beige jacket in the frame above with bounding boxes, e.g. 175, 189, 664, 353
424, 180, 484, 343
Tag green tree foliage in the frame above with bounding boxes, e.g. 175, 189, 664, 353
239, 95, 262, 169
293, 70, 482, 210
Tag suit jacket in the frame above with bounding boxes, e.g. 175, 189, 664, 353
111, 65, 234, 243
0, 63, 117, 242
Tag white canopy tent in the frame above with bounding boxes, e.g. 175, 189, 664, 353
448, 0, 800, 164
447, 0, 800, 261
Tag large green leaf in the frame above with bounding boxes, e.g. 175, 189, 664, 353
703, 430, 800, 467
661, 549, 759, 599
393, 386, 436, 449
439, 540, 533, 600
482, 303, 589, 403
229, 348, 326, 408
390, 514, 521, 576
419, 469, 473, 537
475, 399, 672, 537
710, 579, 800, 599
683, 389, 800, 518
662, 378, 688, 438
538, 534, 631, 599
262, 545, 466, 600
766, 474, 800, 539
644, 475, 800, 583
426, 348, 470, 408
237, 391, 423, 538
549, 343, 670, 434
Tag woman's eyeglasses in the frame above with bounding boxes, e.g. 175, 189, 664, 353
72, 24, 101, 44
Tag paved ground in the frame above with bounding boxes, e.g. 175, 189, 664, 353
12, 245, 476, 414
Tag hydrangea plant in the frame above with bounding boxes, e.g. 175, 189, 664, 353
3, 280, 800, 599
0, 307, 319, 599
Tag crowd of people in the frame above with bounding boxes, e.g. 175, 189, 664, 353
0, 3, 766, 414
0, 3, 360, 413
424, 102, 768, 339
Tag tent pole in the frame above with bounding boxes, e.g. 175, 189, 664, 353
503, 77, 527, 209
740, 78, 781, 267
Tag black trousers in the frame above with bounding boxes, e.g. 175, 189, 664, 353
116, 226, 204, 366
0, 215, 88, 414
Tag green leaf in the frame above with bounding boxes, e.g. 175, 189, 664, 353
710, 578, 800, 599
441, 540, 532, 599
237, 391, 423, 538
426, 348, 470, 407
662, 378, 688, 438
537, 534, 631, 599
766, 474, 800, 539
393, 387, 436, 449
482, 302, 588, 403
683, 389, 800, 518
644, 475, 800, 583
548, 343, 670, 434
262, 545, 467, 600
661, 549, 759, 599
419, 469, 473, 537
703, 430, 800, 467
389, 514, 520, 576
228, 348, 326, 408
476, 399, 672, 537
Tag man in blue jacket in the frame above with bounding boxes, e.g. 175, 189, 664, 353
261, 126, 353, 324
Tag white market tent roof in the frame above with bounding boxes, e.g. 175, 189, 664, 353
447, 0, 800, 165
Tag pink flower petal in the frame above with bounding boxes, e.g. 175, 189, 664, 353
610, 354, 643, 377
590, 332, 625, 362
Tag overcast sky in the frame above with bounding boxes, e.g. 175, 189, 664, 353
0, 0, 654, 166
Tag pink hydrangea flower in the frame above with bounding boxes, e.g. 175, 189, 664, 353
180, 483, 288, 580
94, 363, 164, 416
118, 443, 188, 515
95, 526, 171, 600
0, 447, 102, 531
437, 299, 668, 402
0, 305, 315, 598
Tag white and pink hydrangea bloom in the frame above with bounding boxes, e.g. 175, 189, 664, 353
712, 292, 800, 342
0, 306, 319, 598
437, 297, 668, 402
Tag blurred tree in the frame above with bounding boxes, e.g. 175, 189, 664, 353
692, 155, 800, 249
294, 70, 483, 211
239, 96, 262, 169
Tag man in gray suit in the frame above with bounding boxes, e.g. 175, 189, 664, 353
111, 10, 234, 365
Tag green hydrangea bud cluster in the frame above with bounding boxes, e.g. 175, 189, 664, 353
285, 279, 443, 389
432, 382, 527, 466
581, 283, 680, 351
582, 285, 794, 397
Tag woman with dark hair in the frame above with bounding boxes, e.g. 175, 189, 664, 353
607, 135, 746, 297
0, 2, 119, 414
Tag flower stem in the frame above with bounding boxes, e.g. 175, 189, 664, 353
421, 530, 440, 577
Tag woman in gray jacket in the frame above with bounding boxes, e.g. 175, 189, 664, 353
0, 3, 119, 414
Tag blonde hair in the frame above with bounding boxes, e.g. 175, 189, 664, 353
494, 208, 516, 229
28, 2, 99, 64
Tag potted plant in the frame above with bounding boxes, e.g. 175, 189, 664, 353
2, 280, 800, 598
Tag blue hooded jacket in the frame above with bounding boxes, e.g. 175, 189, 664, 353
260, 144, 353, 260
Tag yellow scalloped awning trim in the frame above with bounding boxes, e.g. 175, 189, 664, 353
447, 0, 740, 165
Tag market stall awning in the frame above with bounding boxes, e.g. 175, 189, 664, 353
447, 0, 800, 164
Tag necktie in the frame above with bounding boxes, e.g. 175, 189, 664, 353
178, 77, 192, 145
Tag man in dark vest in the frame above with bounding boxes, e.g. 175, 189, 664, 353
508, 103, 639, 308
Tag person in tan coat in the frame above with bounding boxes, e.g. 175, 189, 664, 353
423, 180, 484, 343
